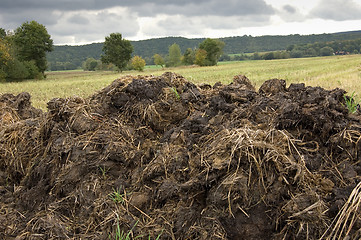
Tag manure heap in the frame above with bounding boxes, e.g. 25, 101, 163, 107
1, 72, 361, 239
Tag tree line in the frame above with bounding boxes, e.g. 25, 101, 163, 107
83, 35, 225, 71
227, 38, 361, 61
47, 31, 361, 71
0, 20, 224, 80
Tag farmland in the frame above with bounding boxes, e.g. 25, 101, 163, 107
1, 54, 361, 110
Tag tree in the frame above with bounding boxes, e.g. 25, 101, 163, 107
131, 55, 146, 71
182, 48, 195, 65
199, 38, 225, 66
194, 49, 207, 66
82, 57, 98, 71
290, 50, 303, 58
0, 28, 6, 39
263, 52, 275, 60
153, 54, 165, 68
252, 52, 262, 60
0, 39, 11, 81
13, 21, 53, 75
101, 33, 133, 72
320, 46, 334, 56
167, 43, 181, 67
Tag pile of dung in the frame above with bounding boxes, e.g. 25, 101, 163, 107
1, 72, 361, 239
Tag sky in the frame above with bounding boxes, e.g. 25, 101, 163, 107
1, 0, 361, 45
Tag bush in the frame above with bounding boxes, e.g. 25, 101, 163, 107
290, 50, 304, 58
82, 58, 98, 71
5, 59, 30, 80
23, 60, 42, 79
131, 56, 146, 71
263, 52, 275, 60
320, 46, 334, 56
194, 49, 207, 66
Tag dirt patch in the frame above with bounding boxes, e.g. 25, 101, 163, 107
1, 72, 361, 239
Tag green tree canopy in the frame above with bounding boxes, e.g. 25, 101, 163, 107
199, 38, 225, 66
320, 46, 334, 56
0, 39, 12, 81
153, 54, 165, 68
13, 21, 53, 74
101, 33, 133, 72
182, 48, 195, 65
0, 28, 6, 39
167, 43, 182, 67
194, 49, 207, 66
82, 57, 98, 71
131, 55, 146, 71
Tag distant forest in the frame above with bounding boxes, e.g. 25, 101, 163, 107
47, 30, 361, 71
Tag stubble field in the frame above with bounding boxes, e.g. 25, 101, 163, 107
1, 54, 361, 110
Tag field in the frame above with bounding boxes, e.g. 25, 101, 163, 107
1, 54, 361, 110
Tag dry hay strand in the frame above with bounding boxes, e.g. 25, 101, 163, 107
0, 120, 41, 183
20, 211, 72, 239
200, 124, 325, 238
0, 103, 21, 126
279, 191, 329, 239
201, 125, 313, 192
321, 181, 361, 240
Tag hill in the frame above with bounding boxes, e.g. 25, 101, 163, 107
47, 31, 361, 70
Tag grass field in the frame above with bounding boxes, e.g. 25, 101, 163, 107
1, 54, 361, 110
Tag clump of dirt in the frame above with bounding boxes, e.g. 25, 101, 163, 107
1, 72, 361, 239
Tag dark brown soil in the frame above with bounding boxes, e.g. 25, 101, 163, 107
1, 73, 361, 239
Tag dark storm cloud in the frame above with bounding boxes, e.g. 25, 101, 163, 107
131, 0, 275, 17
0, 0, 275, 17
310, 0, 361, 21
0, 0, 276, 44
0, 8, 60, 28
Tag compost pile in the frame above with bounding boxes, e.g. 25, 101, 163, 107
1, 72, 361, 239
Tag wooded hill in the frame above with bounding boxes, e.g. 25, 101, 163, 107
47, 30, 361, 70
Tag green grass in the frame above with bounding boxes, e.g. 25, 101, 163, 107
344, 92, 360, 114
1, 55, 361, 110
109, 188, 127, 204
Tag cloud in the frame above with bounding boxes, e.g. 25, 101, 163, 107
49, 8, 140, 44
0, 0, 275, 17
283, 5, 296, 14
67, 14, 90, 25
131, 0, 275, 17
0, 8, 61, 29
310, 0, 361, 21
140, 13, 273, 39
0, 0, 278, 44
277, 4, 306, 22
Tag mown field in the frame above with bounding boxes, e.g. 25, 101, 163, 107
1, 54, 361, 110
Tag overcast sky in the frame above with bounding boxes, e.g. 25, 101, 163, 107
1, 0, 361, 45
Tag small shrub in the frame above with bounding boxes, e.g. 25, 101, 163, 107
131, 56, 146, 71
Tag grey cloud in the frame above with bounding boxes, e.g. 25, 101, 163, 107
283, 5, 296, 14
1, 0, 275, 17
277, 5, 306, 22
49, 10, 140, 44
143, 13, 272, 39
0, 8, 60, 29
67, 15, 90, 25
310, 0, 361, 21
0, 0, 276, 44
132, 0, 274, 17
